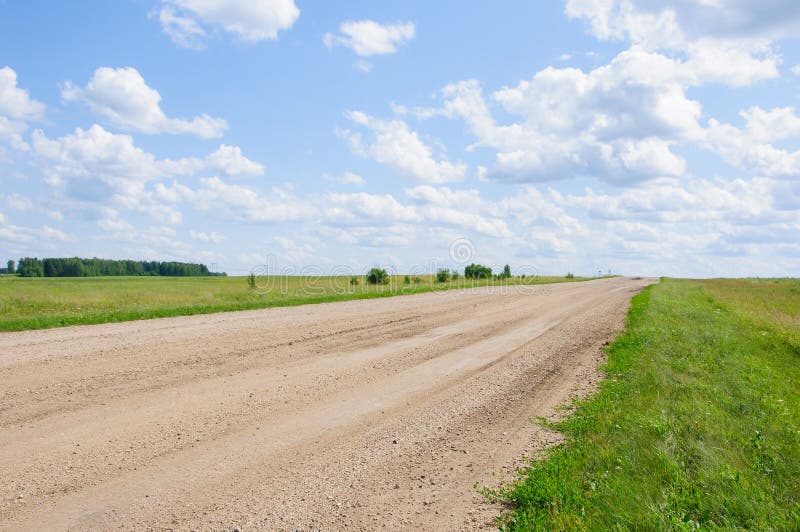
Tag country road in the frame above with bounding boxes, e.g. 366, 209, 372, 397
0, 276, 653, 530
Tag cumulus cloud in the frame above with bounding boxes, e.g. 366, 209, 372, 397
158, 0, 299, 47
324, 20, 415, 56
418, 50, 699, 184
703, 106, 800, 177
565, 0, 792, 86
62, 67, 227, 138
205, 144, 264, 177
0, 66, 45, 150
566, 0, 800, 46
341, 110, 467, 183
0, 66, 45, 122
30, 124, 264, 225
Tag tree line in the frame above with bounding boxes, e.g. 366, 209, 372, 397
11, 257, 226, 278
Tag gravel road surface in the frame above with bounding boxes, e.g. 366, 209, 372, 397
0, 276, 653, 530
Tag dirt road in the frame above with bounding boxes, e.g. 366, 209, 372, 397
0, 277, 652, 530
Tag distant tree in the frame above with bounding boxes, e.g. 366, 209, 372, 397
436, 269, 451, 283
6, 259, 14, 274
17, 257, 44, 277
464, 263, 492, 279
403, 275, 411, 284
502, 264, 511, 278
247, 273, 257, 291
366, 267, 389, 285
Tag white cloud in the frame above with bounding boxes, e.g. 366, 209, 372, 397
0, 66, 45, 122
189, 229, 225, 243
0, 66, 45, 150
565, 0, 800, 48
421, 50, 699, 184
703, 106, 800, 177
157, 6, 206, 49
324, 20, 415, 56
62, 67, 227, 138
0, 223, 72, 245
4, 193, 33, 211
192, 177, 308, 223
565, 0, 790, 86
325, 171, 366, 185
29, 125, 263, 226
342, 110, 467, 183
205, 144, 264, 177
158, 0, 299, 47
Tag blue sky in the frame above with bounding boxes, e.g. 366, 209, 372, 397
1, 1, 800, 277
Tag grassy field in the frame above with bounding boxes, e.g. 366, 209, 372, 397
0, 273, 593, 332
498, 278, 800, 529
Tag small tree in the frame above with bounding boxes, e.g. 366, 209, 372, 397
403, 275, 411, 284
464, 263, 492, 279
502, 264, 511, 278
247, 272, 257, 290
436, 268, 451, 283
566, 272, 575, 279
366, 267, 389, 285
6, 259, 14, 274
350, 276, 360, 286
17, 257, 44, 277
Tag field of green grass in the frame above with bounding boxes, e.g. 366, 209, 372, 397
0, 273, 593, 332
498, 278, 800, 529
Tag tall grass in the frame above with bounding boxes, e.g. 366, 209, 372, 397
498, 278, 800, 529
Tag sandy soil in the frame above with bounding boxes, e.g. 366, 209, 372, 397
0, 276, 653, 530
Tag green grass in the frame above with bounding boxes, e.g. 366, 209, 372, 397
498, 278, 800, 530
0, 273, 593, 332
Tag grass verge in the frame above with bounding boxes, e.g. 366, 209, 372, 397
497, 278, 800, 530
0, 274, 595, 332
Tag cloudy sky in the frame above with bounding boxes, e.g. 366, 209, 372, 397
2, 1, 800, 277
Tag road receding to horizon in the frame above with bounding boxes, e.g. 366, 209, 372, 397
0, 276, 654, 530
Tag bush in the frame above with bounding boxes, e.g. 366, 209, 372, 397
501, 264, 511, 278
436, 269, 451, 283
403, 275, 411, 284
366, 267, 389, 285
464, 263, 492, 279
412, 276, 422, 284
350, 276, 360, 286
566, 272, 575, 279
247, 273, 257, 290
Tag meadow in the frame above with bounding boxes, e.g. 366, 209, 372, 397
0, 273, 591, 332
498, 278, 800, 529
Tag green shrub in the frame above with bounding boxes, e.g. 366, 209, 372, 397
464, 263, 492, 279
436, 269, 451, 283
403, 275, 411, 284
350, 276, 360, 286
566, 272, 575, 279
366, 267, 389, 285
247, 273, 256, 291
